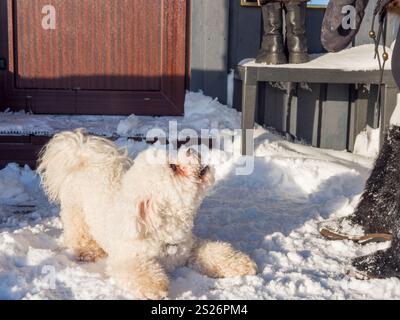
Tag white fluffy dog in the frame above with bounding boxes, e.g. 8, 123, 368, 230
37, 130, 257, 299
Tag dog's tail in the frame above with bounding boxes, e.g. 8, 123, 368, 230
37, 129, 132, 203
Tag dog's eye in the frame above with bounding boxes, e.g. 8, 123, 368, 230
170, 164, 178, 172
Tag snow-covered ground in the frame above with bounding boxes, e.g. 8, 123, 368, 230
1, 92, 400, 300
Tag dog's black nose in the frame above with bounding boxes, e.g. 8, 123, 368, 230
187, 148, 197, 157
186, 148, 201, 161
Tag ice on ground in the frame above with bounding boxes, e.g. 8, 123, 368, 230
1, 92, 399, 300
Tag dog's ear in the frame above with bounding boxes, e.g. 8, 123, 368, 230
135, 199, 161, 238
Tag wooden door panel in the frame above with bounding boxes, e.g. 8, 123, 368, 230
0, 0, 186, 115
15, 0, 162, 91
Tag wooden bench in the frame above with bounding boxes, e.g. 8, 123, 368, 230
236, 45, 398, 155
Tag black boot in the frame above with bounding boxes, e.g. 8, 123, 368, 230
285, 1, 309, 64
352, 238, 400, 279
256, 2, 287, 65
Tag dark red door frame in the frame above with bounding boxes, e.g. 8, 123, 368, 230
0, 0, 188, 116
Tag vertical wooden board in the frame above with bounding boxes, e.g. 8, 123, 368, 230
319, 84, 350, 150
348, 85, 369, 151
233, 78, 243, 112
190, 0, 229, 103
355, 86, 370, 133
256, 82, 266, 124
160, 0, 187, 111
263, 84, 287, 132
288, 90, 298, 137
367, 85, 380, 128
296, 83, 321, 146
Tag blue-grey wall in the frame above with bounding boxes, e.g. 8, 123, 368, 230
189, 1, 327, 104
189, 1, 399, 104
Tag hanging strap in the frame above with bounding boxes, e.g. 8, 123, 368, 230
369, 0, 392, 124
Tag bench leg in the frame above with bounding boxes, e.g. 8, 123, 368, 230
241, 81, 258, 156
380, 85, 399, 148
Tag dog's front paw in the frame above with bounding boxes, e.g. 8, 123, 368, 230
136, 277, 169, 300
221, 252, 258, 278
192, 241, 258, 278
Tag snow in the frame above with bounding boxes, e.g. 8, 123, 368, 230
353, 126, 380, 158
1, 91, 400, 300
0, 92, 239, 138
241, 44, 391, 71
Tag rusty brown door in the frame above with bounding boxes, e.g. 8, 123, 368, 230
0, 0, 187, 115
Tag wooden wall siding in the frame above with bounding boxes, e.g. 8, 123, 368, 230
256, 83, 381, 151
0, 0, 187, 115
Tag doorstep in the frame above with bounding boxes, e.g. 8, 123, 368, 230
0, 113, 217, 169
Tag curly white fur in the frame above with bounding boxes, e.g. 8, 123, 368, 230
37, 130, 257, 299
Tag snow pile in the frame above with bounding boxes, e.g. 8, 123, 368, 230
243, 44, 390, 72
353, 126, 380, 158
117, 115, 141, 137
0, 165, 37, 206
0, 92, 239, 138
1, 92, 400, 300
0, 112, 124, 137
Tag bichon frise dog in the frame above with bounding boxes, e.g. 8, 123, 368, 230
37, 130, 257, 299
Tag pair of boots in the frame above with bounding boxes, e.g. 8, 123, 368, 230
256, 1, 309, 65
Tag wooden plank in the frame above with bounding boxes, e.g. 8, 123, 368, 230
288, 86, 298, 138
263, 84, 289, 133
319, 84, 350, 150
252, 67, 396, 85
348, 85, 369, 151
296, 83, 321, 146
